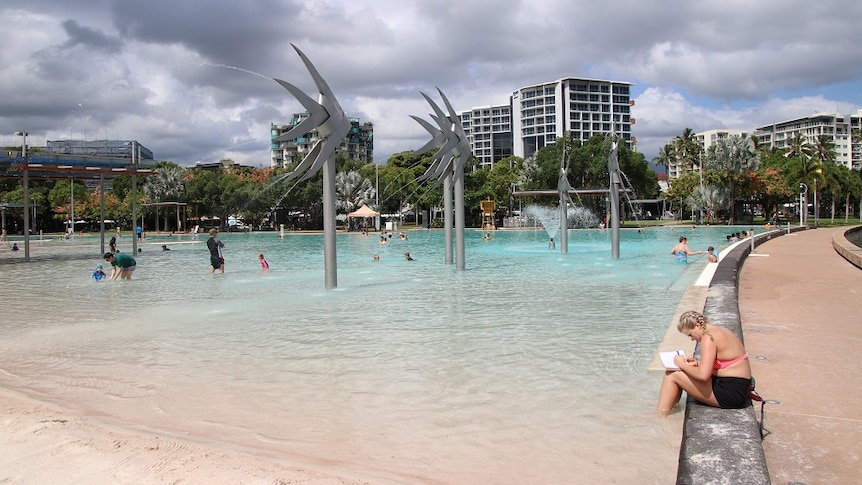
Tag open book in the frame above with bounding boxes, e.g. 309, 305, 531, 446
659, 350, 685, 370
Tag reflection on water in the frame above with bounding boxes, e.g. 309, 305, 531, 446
0, 226, 739, 483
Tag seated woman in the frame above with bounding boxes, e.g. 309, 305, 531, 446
657, 311, 751, 416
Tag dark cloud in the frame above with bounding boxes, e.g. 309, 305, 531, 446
61, 20, 122, 53
1, 0, 859, 166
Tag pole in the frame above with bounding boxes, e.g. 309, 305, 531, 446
375, 163, 380, 231
814, 179, 819, 228
454, 168, 465, 270
443, 173, 453, 264
131, 141, 138, 255
19, 132, 31, 262
322, 155, 337, 289
70, 178, 74, 238
99, 173, 106, 254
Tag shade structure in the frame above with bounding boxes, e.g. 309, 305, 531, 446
347, 204, 379, 218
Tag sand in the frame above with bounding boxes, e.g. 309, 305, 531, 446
0, 389, 374, 485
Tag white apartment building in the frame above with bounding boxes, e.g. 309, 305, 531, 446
511, 77, 635, 160
754, 110, 861, 170
270, 114, 373, 169
458, 104, 513, 170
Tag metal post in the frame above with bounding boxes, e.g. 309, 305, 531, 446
799, 183, 808, 227
16, 131, 31, 261
70, 178, 74, 238
443, 173, 453, 264
322, 155, 337, 290
131, 141, 138, 255
99, 173, 106, 254
454, 168, 465, 270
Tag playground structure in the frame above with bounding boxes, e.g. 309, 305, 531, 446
0, 136, 155, 261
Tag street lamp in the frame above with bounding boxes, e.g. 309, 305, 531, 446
814, 168, 822, 228
15, 131, 30, 261
799, 183, 808, 227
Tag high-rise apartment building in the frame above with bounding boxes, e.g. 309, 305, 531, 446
458, 104, 513, 169
270, 114, 373, 169
754, 111, 860, 170
510, 78, 635, 160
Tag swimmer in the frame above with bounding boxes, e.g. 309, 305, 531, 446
161, 244, 170, 251
258, 253, 269, 270
404, 252, 414, 261
670, 236, 703, 263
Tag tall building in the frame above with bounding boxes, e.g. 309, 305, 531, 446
270, 114, 373, 169
511, 78, 635, 160
458, 104, 513, 170
754, 112, 859, 170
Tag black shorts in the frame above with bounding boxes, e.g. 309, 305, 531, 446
211, 256, 223, 269
712, 376, 751, 409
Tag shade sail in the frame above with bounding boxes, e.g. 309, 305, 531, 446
348, 204, 379, 217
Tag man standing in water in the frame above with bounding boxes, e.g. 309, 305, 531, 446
208, 228, 225, 274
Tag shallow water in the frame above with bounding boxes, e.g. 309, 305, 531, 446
0, 226, 741, 483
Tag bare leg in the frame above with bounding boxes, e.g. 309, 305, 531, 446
657, 371, 719, 416
657, 371, 683, 416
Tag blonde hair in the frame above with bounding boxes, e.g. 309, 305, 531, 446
677, 310, 707, 332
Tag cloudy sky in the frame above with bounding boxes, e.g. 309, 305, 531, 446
2, 0, 860, 169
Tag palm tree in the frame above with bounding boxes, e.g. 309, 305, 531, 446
688, 184, 728, 222
673, 128, 702, 176
784, 132, 814, 163
143, 165, 185, 231
652, 143, 674, 185
335, 170, 375, 213
703, 134, 759, 224
812, 134, 836, 165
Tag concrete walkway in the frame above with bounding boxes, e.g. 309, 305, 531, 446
738, 227, 862, 484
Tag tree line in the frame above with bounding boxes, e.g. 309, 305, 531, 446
654, 128, 862, 225
4, 128, 858, 234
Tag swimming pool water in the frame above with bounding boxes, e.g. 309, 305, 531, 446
0, 226, 745, 483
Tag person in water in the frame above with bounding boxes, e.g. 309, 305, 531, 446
656, 311, 752, 416
670, 236, 703, 263
707, 246, 718, 263
258, 253, 269, 270
103, 252, 137, 281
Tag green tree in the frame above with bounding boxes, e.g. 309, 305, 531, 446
486, 156, 523, 216
185, 169, 254, 230
703, 134, 760, 224
47, 180, 91, 225
652, 143, 674, 181
673, 128, 702, 175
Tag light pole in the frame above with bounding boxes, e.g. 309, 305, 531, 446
698, 162, 704, 224
375, 163, 380, 231
814, 168, 822, 228
15, 131, 31, 261
799, 183, 808, 227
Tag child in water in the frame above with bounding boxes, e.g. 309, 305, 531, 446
258, 253, 269, 270
92, 264, 107, 281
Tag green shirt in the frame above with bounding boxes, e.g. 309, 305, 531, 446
111, 253, 136, 268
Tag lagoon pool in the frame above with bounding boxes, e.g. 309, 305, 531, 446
0, 225, 745, 483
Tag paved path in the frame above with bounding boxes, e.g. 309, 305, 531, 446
738, 227, 862, 484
